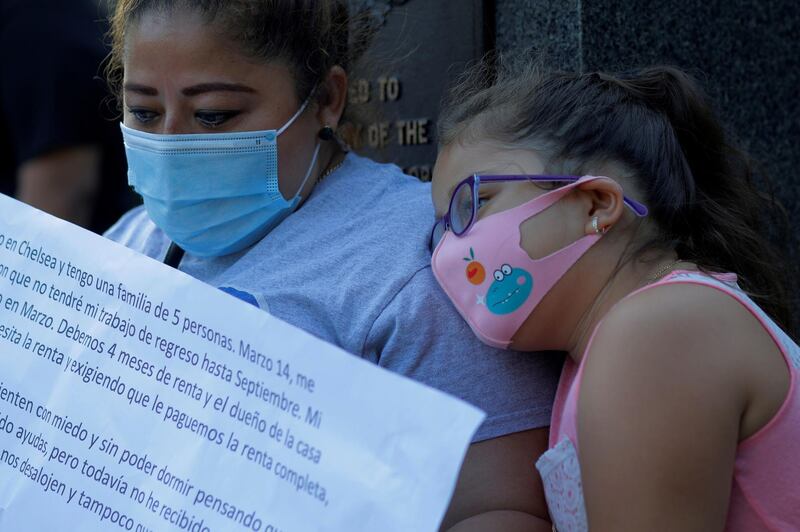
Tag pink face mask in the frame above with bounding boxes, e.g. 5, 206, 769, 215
431, 175, 647, 349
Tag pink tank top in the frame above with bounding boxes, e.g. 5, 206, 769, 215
536, 271, 800, 531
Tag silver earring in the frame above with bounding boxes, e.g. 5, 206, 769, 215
592, 216, 608, 234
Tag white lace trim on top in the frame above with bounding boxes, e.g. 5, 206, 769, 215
536, 437, 588, 532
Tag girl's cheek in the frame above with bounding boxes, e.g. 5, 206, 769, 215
518, 206, 574, 260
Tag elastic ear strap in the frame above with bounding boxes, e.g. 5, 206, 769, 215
277, 97, 312, 135
294, 142, 321, 199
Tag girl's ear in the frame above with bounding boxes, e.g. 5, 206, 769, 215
316, 66, 348, 130
576, 177, 626, 234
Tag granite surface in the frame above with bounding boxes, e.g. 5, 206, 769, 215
496, 0, 800, 329
495, 0, 583, 70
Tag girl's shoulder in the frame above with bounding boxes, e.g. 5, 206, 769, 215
583, 272, 773, 394
594, 270, 776, 363
583, 270, 791, 439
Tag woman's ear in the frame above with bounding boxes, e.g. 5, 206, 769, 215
316, 65, 348, 129
576, 177, 625, 235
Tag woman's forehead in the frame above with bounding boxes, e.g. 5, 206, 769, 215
123, 10, 296, 99
126, 11, 244, 69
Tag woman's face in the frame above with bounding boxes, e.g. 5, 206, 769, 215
122, 8, 321, 199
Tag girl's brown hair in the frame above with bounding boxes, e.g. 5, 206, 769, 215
440, 56, 795, 334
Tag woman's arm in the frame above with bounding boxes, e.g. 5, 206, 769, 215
447, 510, 551, 532
441, 428, 552, 531
577, 284, 757, 531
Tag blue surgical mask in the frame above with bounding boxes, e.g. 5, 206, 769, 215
120, 99, 320, 257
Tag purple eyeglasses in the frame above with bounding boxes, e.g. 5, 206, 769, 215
429, 174, 649, 251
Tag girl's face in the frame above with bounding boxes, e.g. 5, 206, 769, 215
122, 8, 321, 200
432, 139, 588, 265
432, 139, 626, 351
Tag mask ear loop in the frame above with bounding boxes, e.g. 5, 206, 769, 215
275, 90, 326, 201
293, 142, 321, 201
273, 93, 320, 201
277, 96, 312, 135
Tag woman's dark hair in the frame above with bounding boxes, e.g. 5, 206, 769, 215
106, 0, 374, 122
439, 56, 795, 333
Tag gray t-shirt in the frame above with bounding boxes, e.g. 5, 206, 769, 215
105, 153, 562, 442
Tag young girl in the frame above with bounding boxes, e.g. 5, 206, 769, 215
103, 2, 562, 528
430, 59, 799, 531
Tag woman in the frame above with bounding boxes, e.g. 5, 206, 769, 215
104, 2, 561, 529
430, 58, 799, 530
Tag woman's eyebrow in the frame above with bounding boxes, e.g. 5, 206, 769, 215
123, 82, 158, 96
122, 82, 258, 97
181, 83, 257, 96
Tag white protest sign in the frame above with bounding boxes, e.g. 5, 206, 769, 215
0, 195, 484, 532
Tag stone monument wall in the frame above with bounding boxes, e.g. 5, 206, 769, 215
497, 0, 800, 330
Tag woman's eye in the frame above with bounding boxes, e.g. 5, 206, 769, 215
195, 111, 240, 128
128, 108, 159, 124
477, 196, 490, 210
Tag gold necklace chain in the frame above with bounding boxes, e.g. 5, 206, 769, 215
646, 259, 683, 284
319, 158, 345, 181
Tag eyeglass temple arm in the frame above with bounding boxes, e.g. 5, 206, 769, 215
477, 175, 649, 216
623, 197, 648, 217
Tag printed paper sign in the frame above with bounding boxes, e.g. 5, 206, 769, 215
0, 195, 484, 532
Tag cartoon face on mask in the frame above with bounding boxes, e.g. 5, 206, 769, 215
486, 264, 534, 315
